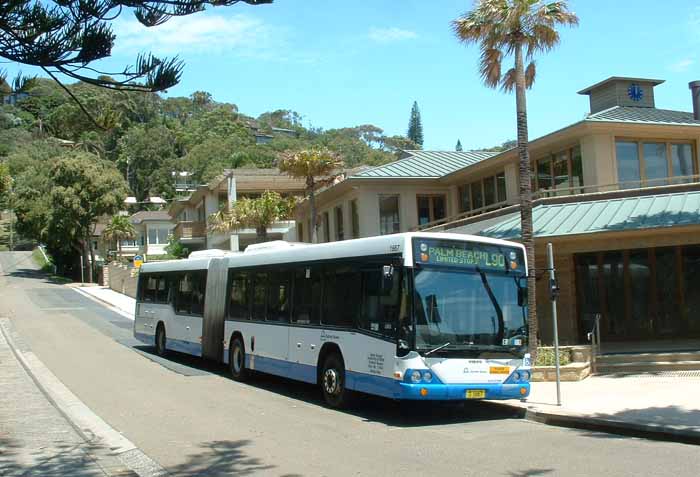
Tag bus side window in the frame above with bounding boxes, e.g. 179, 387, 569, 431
156, 275, 169, 304
144, 276, 157, 303
292, 267, 321, 325
251, 272, 268, 321
322, 266, 361, 328
229, 272, 250, 320
267, 271, 291, 322
175, 273, 193, 314
190, 271, 207, 316
360, 267, 400, 337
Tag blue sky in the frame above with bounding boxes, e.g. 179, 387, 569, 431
6, 0, 700, 150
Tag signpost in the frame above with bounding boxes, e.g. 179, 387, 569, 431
547, 242, 562, 406
133, 255, 144, 269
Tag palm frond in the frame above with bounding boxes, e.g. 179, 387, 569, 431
479, 47, 503, 89
525, 61, 536, 89
500, 67, 517, 93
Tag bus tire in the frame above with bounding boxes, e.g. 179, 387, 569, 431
320, 353, 353, 409
229, 336, 249, 382
155, 324, 167, 357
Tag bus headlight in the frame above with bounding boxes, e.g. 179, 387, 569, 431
411, 370, 422, 383
422, 371, 433, 382
520, 371, 530, 381
512, 371, 520, 381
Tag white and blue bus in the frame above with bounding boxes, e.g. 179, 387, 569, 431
134, 232, 531, 408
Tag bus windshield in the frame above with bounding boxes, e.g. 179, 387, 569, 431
413, 267, 527, 355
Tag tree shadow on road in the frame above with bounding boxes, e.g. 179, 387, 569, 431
5, 267, 72, 285
0, 435, 106, 477
168, 439, 276, 477
506, 469, 554, 477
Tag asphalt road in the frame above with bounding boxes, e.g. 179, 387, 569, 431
2, 251, 700, 477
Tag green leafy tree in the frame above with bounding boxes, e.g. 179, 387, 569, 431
407, 101, 424, 147
0, 162, 10, 200
453, 0, 578, 354
48, 153, 129, 282
279, 148, 342, 243
118, 123, 178, 202
102, 215, 136, 258
456, 139, 463, 152
164, 236, 190, 259
209, 190, 292, 243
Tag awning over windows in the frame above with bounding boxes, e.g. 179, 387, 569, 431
472, 190, 700, 240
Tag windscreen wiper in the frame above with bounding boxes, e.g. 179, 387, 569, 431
423, 342, 451, 356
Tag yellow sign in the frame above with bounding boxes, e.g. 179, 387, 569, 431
133, 255, 144, 268
489, 366, 511, 375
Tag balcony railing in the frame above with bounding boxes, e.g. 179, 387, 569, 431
174, 221, 206, 240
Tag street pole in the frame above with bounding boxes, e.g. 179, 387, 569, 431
547, 242, 562, 407
80, 255, 85, 284
8, 181, 14, 252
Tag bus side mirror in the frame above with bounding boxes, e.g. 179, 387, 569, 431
381, 265, 394, 291
518, 287, 528, 307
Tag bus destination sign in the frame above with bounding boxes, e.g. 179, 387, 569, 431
413, 239, 521, 272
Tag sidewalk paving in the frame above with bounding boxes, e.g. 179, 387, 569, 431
74, 285, 700, 444
76, 286, 135, 318
500, 372, 700, 443
0, 319, 113, 476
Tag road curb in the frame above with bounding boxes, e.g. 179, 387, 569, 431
490, 401, 700, 446
0, 318, 168, 476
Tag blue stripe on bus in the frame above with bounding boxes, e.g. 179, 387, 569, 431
166, 338, 202, 357
134, 332, 155, 346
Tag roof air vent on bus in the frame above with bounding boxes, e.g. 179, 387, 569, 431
244, 241, 312, 253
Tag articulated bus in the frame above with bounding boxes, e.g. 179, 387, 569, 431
134, 232, 531, 408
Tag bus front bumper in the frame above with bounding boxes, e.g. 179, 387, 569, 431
398, 382, 530, 401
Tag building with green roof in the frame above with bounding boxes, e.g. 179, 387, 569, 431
295, 76, 700, 349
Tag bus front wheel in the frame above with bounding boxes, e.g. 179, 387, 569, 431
155, 324, 167, 357
229, 336, 249, 382
321, 353, 353, 409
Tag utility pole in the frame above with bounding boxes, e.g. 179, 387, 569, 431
8, 180, 14, 252
547, 242, 562, 406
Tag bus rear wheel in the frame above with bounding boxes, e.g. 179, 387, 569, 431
155, 324, 167, 357
229, 337, 249, 382
321, 353, 353, 409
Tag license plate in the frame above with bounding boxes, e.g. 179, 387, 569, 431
489, 366, 510, 375
466, 390, 486, 399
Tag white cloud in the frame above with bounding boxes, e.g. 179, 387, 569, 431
113, 13, 273, 56
669, 58, 695, 73
368, 27, 417, 43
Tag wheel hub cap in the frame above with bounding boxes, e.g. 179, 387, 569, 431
324, 369, 339, 395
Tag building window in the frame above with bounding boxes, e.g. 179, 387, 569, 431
458, 171, 507, 213
416, 195, 446, 226
379, 195, 400, 235
335, 206, 344, 241
532, 146, 584, 195
615, 140, 697, 188
323, 211, 330, 242
350, 200, 360, 239
148, 227, 170, 245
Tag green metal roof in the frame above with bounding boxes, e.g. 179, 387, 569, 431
585, 106, 700, 126
352, 150, 497, 179
479, 190, 700, 240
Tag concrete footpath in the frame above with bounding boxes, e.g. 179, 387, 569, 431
76, 285, 700, 445
500, 372, 700, 444
0, 317, 166, 476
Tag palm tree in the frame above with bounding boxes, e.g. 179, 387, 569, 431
209, 191, 293, 244
279, 148, 342, 243
452, 1, 578, 355
102, 215, 136, 259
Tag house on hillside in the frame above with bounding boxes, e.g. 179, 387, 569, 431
296, 76, 700, 352
169, 168, 306, 251
96, 211, 175, 260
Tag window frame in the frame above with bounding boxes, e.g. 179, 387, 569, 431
532, 144, 585, 195
378, 194, 401, 235
614, 138, 698, 188
334, 205, 344, 241
416, 194, 447, 226
457, 171, 508, 214
350, 199, 360, 239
